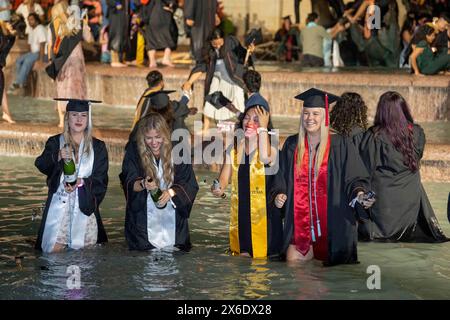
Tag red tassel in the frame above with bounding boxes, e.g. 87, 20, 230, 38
325, 94, 329, 127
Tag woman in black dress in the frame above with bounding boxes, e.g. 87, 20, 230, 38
359, 91, 448, 242
141, 0, 178, 68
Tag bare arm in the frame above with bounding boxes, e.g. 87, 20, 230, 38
410, 46, 424, 75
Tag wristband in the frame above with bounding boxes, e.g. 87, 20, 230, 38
168, 188, 175, 198
140, 178, 146, 190
257, 127, 268, 134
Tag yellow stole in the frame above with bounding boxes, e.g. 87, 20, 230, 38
230, 146, 268, 258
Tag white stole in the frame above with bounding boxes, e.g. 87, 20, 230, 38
146, 158, 176, 249
41, 135, 95, 252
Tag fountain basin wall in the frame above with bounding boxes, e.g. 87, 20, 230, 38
1, 123, 449, 182
10, 65, 448, 123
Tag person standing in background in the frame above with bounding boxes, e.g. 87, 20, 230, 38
0, 20, 16, 123
0, 0, 11, 22
107, 0, 129, 67
184, 0, 219, 64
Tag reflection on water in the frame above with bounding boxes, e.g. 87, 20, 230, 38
0, 156, 449, 299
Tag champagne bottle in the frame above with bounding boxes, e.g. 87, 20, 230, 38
150, 187, 166, 209
63, 144, 77, 186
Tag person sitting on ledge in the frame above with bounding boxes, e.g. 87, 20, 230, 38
410, 24, 450, 75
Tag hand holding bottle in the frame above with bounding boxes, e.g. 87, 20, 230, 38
59, 144, 73, 161
143, 176, 157, 191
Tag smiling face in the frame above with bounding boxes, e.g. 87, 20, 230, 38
242, 107, 260, 138
144, 129, 164, 157
211, 37, 224, 49
302, 107, 323, 135
68, 111, 88, 134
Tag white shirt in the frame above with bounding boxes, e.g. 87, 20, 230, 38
28, 24, 47, 53
15, 3, 44, 34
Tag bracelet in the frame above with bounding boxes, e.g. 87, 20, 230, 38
168, 188, 175, 198
257, 127, 268, 134
140, 178, 146, 190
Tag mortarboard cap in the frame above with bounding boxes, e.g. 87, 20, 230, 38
146, 90, 176, 110
205, 91, 231, 110
245, 92, 270, 112
54, 98, 102, 112
282, 15, 291, 20
244, 28, 263, 46
294, 88, 340, 126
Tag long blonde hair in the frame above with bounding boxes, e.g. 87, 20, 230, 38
63, 111, 93, 157
135, 113, 174, 188
51, 1, 80, 37
296, 108, 329, 176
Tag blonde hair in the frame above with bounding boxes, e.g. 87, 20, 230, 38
296, 108, 329, 176
63, 111, 93, 157
51, 1, 79, 37
0, 21, 11, 35
135, 113, 174, 188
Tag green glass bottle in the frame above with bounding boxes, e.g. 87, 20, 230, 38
63, 144, 76, 186
150, 187, 166, 209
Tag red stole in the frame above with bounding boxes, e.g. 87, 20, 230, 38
293, 136, 330, 261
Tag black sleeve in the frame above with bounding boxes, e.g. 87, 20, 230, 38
359, 129, 377, 176
121, 142, 145, 203
172, 99, 190, 119
35, 135, 61, 178
80, 141, 109, 215
343, 137, 370, 200
269, 137, 291, 217
414, 124, 426, 160
184, 0, 195, 20
171, 162, 199, 217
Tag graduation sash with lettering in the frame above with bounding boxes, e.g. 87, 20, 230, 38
293, 136, 330, 261
230, 147, 268, 258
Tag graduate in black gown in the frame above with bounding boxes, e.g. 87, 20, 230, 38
358, 91, 449, 242
107, 0, 129, 67
184, 0, 218, 64
272, 88, 374, 266
121, 113, 198, 251
330, 92, 368, 149
35, 99, 108, 253
211, 93, 283, 259
141, 0, 178, 67
132, 70, 197, 132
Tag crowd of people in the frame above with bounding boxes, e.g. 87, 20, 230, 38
274, 0, 449, 72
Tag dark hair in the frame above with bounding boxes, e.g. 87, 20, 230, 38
411, 24, 435, 45
146, 70, 163, 88
243, 70, 261, 94
148, 104, 174, 130
307, 12, 319, 24
27, 12, 41, 25
439, 12, 450, 23
236, 106, 273, 131
208, 28, 224, 42
373, 91, 418, 172
330, 92, 368, 137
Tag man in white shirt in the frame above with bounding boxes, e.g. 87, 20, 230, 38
8, 13, 47, 92
15, 0, 45, 34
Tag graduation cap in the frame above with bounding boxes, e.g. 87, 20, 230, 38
244, 28, 263, 46
54, 98, 102, 112
205, 91, 231, 110
282, 15, 292, 20
245, 92, 269, 112
294, 88, 339, 127
145, 90, 176, 110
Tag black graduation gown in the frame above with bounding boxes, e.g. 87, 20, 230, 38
236, 154, 284, 259
190, 35, 251, 97
141, 0, 178, 51
45, 26, 83, 80
34, 135, 109, 250
271, 134, 370, 266
358, 125, 449, 242
184, 0, 217, 63
107, 0, 130, 52
121, 141, 199, 251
